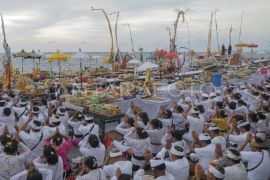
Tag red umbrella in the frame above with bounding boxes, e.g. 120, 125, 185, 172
164, 52, 178, 59
154, 49, 165, 58
246, 43, 258, 48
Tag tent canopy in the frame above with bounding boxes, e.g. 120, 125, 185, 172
137, 61, 158, 71
128, 59, 141, 65
71, 52, 90, 60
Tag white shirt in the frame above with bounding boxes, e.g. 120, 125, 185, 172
194, 144, 216, 171
241, 150, 270, 180
79, 141, 105, 167
124, 131, 150, 166
0, 142, 31, 179
0, 115, 16, 135
224, 163, 247, 180
172, 112, 186, 130
75, 168, 106, 180
67, 117, 82, 136
229, 132, 251, 151
19, 129, 49, 160
165, 158, 189, 180
103, 161, 132, 179
11, 106, 29, 122
34, 156, 64, 180
160, 118, 172, 134
115, 122, 134, 135
78, 123, 99, 138
134, 169, 175, 180
43, 124, 66, 135
10, 168, 53, 180
185, 116, 204, 141
211, 136, 226, 151
146, 128, 164, 154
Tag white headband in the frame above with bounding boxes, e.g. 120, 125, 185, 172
150, 158, 165, 167
199, 133, 211, 141
209, 126, 219, 131
109, 150, 123, 158
170, 143, 185, 156
225, 149, 240, 160
237, 121, 250, 128
208, 165, 225, 179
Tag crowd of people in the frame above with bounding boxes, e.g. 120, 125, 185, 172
0, 79, 269, 180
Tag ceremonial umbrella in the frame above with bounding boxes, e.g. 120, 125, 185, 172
154, 49, 165, 58
235, 41, 248, 48
164, 52, 178, 59
137, 61, 158, 72
15, 49, 32, 74
48, 51, 69, 78
71, 49, 90, 90
246, 43, 258, 53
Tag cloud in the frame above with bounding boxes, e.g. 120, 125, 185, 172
0, 0, 269, 52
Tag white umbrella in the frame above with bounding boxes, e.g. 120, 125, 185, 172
128, 59, 141, 65
137, 61, 158, 72
71, 51, 90, 90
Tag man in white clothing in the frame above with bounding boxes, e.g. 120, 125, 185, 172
240, 136, 270, 180
103, 148, 132, 179
208, 126, 226, 151
134, 157, 175, 180
165, 143, 189, 180
78, 114, 99, 144
224, 148, 247, 180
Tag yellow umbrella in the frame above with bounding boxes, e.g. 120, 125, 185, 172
102, 56, 109, 65
48, 52, 69, 63
48, 52, 70, 78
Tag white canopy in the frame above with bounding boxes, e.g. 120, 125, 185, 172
137, 61, 158, 71
128, 59, 141, 65
71, 52, 90, 60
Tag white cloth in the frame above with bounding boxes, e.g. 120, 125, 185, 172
115, 122, 135, 136
146, 128, 164, 154
19, 129, 49, 160
224, 163, 247, 180
184, 116, 204, 142
10, 168, 53, 180
0, 142, 31, 180
165, 157, 189, 180
172, 112, 186, 130
43, 124, 66, 135
241, 150, 270, 180
211, 136, 226, 151
75, 168, 106, 180
67, 117, 83, 136
103, 161, 132, 179
79, 141, 105, 167
194, 144, 216, 172
78, 123, 99, 138
124, 131, 150, 166
33, 156, 64, 180
229, 132, 251, 151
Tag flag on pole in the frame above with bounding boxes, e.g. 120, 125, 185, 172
1, 13, 12, 89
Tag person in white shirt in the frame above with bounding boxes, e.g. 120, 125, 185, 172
134, 156, 175, 180
171, 105, 186, 130
0, 107, 16, 135
115, 116, 135, 136
76, 156, 106, 180
145, 119, 164, 154
165, 143, 189, 180
19, 117, 49, 161
31, 106, 45, 122
136, 112, 150, 129
11, 98, 29, 122
33, 146, 64, 180
228, 120, 252, 151
0, 137, 31, 179
67, 111, 84, 138
124, 127, 150, 171
208, 126, 226, 151
223, 148, 247, 180
103, 148, 132, 179
79, 134, 105, 167
197, 93, 211, 111
183, 108, 204, 142
10, 162, 52, 180
56, 106, 69, 134
177, 96, 193, 112
43, 115, 66, 135
190, 133, 216, 172
78, 114, 99, 142
159, 109, 173, 134
240, 136, 270, 180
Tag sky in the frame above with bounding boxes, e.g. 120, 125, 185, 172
0, 0, 270, 53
